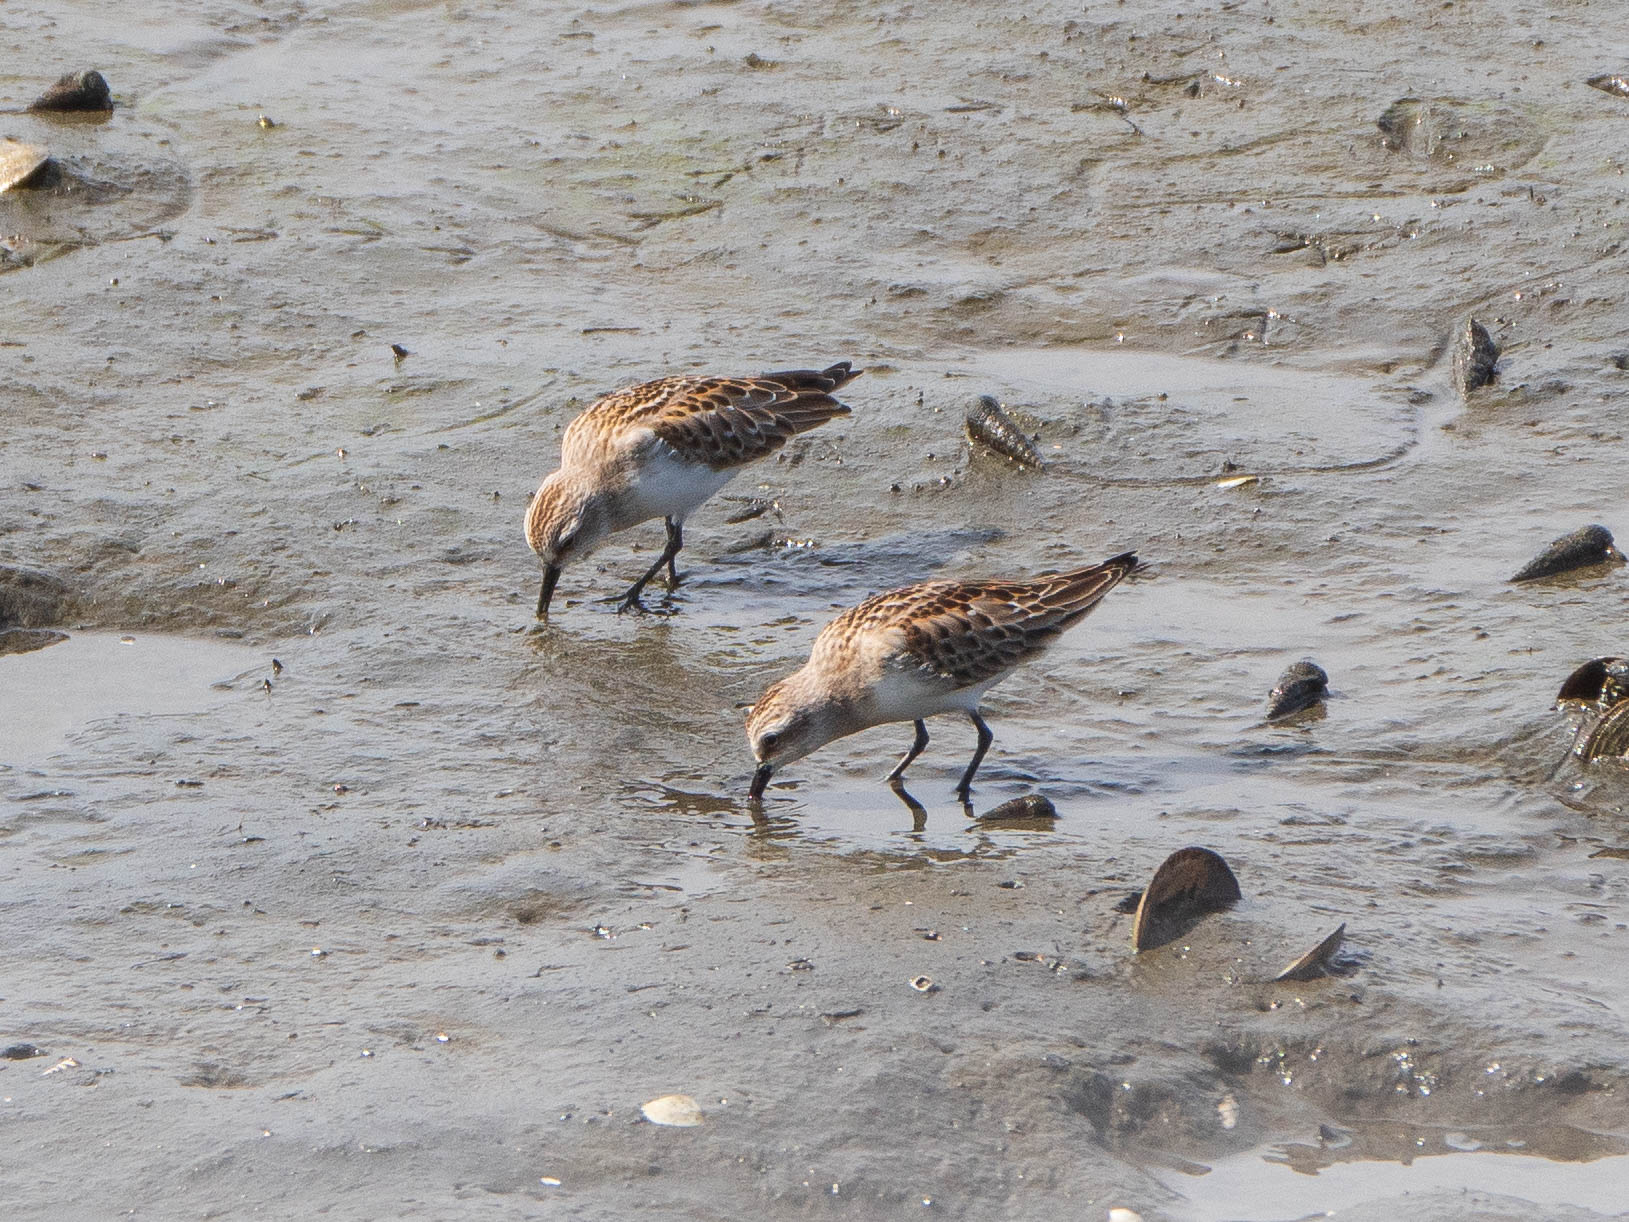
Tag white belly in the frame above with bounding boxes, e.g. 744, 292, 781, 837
865, 665, 1007, 727
622, 445, 736, 525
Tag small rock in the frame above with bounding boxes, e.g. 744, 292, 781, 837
1452, 317, 1500, 395
1510, 524, 1621, 582
1586, 74, 1629, 99
30, 69, 112, 113
1267, 660, 1329, 721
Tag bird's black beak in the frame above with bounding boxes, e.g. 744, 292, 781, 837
537, 564, 561, 619
749, 762, 773, 800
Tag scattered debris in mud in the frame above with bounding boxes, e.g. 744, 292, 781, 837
1267, 660, 1329, 722
1510, 524, 1621, 582
29, 69, 112, 113
1453, 317, 1501, 395
965, 394, 1044, 468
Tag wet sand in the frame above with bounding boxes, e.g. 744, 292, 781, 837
3, 2, 1629, 1218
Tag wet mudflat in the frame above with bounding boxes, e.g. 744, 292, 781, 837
3, 1, 1629, 1219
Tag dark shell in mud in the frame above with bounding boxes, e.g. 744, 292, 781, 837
1586, 74, 1629, 100
965, 395, 1044, 468
1267, 660, 1328, 721
1510, 524, 1621, 582
0, 139, 51, 193
974, 793, 1057, 823
1131, 846, 1242, 952
30, 70, 112, 113
1452, 317, 1499, 395
1556, 657, 1629, 707
1273, 923, 1347, 983
1580, 702, 1629, 762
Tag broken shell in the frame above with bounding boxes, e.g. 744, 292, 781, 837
975, 794, 1057, 822
1452, 317, 1499, 395
1586, 74, 1629, 99
1555, 657, 1629, 707
0, 139, 51, 193
909, 975, 937, 992
30, 69, 112, 113
1510, 524, 1622, 582
965, 395, 1044, 468
1273, 922, 1347, 982
1266, 660, 1328, 721
1131, 846, 1242, 952
1214, 473, 1260, 489
1580, 702, 1629, 762
640, 1094, 703, 1127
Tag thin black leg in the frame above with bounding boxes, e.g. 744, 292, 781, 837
664, 518, 683, 589
886, 719, 930, 783
618, 518, 684, 612
955, 711, 994, 798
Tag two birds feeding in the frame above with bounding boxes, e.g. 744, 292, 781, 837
523, 361, 1137, 800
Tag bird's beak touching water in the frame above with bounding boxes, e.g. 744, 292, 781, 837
537, 564, 562, 619
749, 762, 773, 800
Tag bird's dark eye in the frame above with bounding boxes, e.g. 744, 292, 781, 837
761, 731, 779, 749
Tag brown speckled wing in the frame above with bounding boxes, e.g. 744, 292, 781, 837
564, 362, 859, 471
838, 552, 1138, 689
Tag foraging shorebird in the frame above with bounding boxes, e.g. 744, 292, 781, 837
524, 361, 860, 617
746, 551, 1139, 799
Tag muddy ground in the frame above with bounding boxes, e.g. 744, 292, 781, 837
3, 1, 1629, 1218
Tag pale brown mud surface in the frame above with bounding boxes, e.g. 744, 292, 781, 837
3, 2, 1629, 1219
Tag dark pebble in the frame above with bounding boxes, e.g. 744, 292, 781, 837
1, 1043, 46, 1060
1267, 660, 1328, 721
29, 69, 112, 113
1510, 524, 1621, 582
1452, 317, 1499, 395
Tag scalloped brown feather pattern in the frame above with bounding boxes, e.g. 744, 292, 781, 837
562, 362, 857, 471
826, 552, 1138, 689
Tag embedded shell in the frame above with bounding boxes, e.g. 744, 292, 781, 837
0, 139, 50, 193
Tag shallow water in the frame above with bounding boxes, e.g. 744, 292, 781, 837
4, 1, 1629, 1219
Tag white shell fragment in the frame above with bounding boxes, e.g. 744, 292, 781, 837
0, 139, 50, 193
1108, 1210, 1146, 1222
640, 1093, 704, 1127
1214, 474, 1260, 489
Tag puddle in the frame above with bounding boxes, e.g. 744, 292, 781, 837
0, 632, 259, 767
959, 349, 1418, 481
1168, 1142, 1629, 1221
